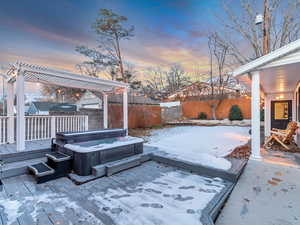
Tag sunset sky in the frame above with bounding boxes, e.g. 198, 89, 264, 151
0, 0, 238, 77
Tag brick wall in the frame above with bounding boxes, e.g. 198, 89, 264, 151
182, 97, 251, 120
108, 104, 161, 128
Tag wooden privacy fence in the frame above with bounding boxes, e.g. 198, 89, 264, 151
0, 115, 88, 144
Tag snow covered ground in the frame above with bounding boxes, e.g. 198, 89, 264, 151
146, 126, 250, 170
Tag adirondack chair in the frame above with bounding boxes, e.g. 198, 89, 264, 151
264, 121, 299, 150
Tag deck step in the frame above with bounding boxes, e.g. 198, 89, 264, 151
0, 148, 52, 163
28, 162, 55, 177
106, 155, 142, 176
46, 152, 71, 162
1, 157, 47, 178
92, 153, 152, 178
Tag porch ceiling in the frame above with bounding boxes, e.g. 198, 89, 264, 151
259, 62, 300, 94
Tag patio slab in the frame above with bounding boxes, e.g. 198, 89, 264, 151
215, 159, 300, 225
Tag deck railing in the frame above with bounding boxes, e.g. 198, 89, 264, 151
0, 116, 8, 144
0, 115, 88, 144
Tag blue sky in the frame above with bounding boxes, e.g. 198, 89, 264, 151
0, 0, 234, 75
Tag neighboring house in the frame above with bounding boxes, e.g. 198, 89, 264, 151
77, 91, 102, 109
166, 81, 242, 101
233, 38, 300, 160
27, 101, 77, 115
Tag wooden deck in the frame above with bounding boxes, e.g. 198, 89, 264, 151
0, 140, 51, 155
0, 161, 228, 225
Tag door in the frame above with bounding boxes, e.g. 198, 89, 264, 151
271, 100, 292, 129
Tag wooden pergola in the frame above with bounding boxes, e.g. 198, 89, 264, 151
6, 62, 129, 151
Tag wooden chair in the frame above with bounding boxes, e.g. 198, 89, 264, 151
264, 121, 299, 150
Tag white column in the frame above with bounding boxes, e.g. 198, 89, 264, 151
251, 71, 261, 160
16, 71, 25, 151
123, 88, 128, 134
7, 82, 14, 143
103, 93, 108, 129
264, 94, 271, 137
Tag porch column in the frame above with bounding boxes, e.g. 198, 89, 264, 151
7, 82, 14, 143
251, 71, 261, 160
16, 70, 25, 151
103, 93, 108, 129
264, 95, 271, 137
123, 88, 128, 135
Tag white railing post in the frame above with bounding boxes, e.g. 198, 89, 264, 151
7, 82, 14, 143
51, 116, 56, 138
123, 88, 128, 135
16, 70, 25, 151
103, 93, 108, 129
84, 115, 89, 131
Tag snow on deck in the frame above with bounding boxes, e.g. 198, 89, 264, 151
147, 126, 250, 170
0, 161, 227, 225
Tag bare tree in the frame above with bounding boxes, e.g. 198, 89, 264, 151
207, 33, 232, 120
217, 0, 300, 65
76, 9, 134, 82
142, 65, 191, 100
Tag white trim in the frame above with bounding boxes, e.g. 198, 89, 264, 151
233, 39, 300, 76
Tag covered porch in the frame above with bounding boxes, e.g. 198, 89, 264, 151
2, 62, 129, 152
233, 39, 300, 160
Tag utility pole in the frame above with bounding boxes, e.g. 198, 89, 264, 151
263, 0, 270, 55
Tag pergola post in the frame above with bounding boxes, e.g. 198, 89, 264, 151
103, 93, 108, 129
250, 71, 261, 160
123, 88, 128, 135
16, 70, 25, 151
7, 82, 14, 143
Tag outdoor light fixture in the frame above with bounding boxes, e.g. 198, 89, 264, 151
255, 14, 263, 25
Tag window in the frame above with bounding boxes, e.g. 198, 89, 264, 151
274, 102, 289, 120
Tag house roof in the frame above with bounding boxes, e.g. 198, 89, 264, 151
32, 102, 77, 112
167, 81, 239, 100
78, 90, 159, 105
233, 39, 300, 76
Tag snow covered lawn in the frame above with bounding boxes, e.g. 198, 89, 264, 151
146, 126, 250, 170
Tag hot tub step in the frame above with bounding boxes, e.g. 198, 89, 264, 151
28, 162, 56, 183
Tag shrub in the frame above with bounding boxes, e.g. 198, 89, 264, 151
198, 112, 208, 120
229, 105, 243, 121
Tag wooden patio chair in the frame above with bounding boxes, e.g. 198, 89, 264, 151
264, 121, 299, 150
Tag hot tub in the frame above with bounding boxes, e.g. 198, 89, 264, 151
55, 129, 144, 176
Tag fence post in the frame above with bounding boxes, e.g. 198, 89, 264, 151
84, 115, 89, 131
51, 116, 56, 138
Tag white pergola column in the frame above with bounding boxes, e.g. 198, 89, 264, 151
251, 71, 261, 160
16, 71, 25, 151
103, 93, 108, 129
7, 82, 15, 143
123, 88, 128, 135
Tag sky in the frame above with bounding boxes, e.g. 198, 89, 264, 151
0, 0, 232, 74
